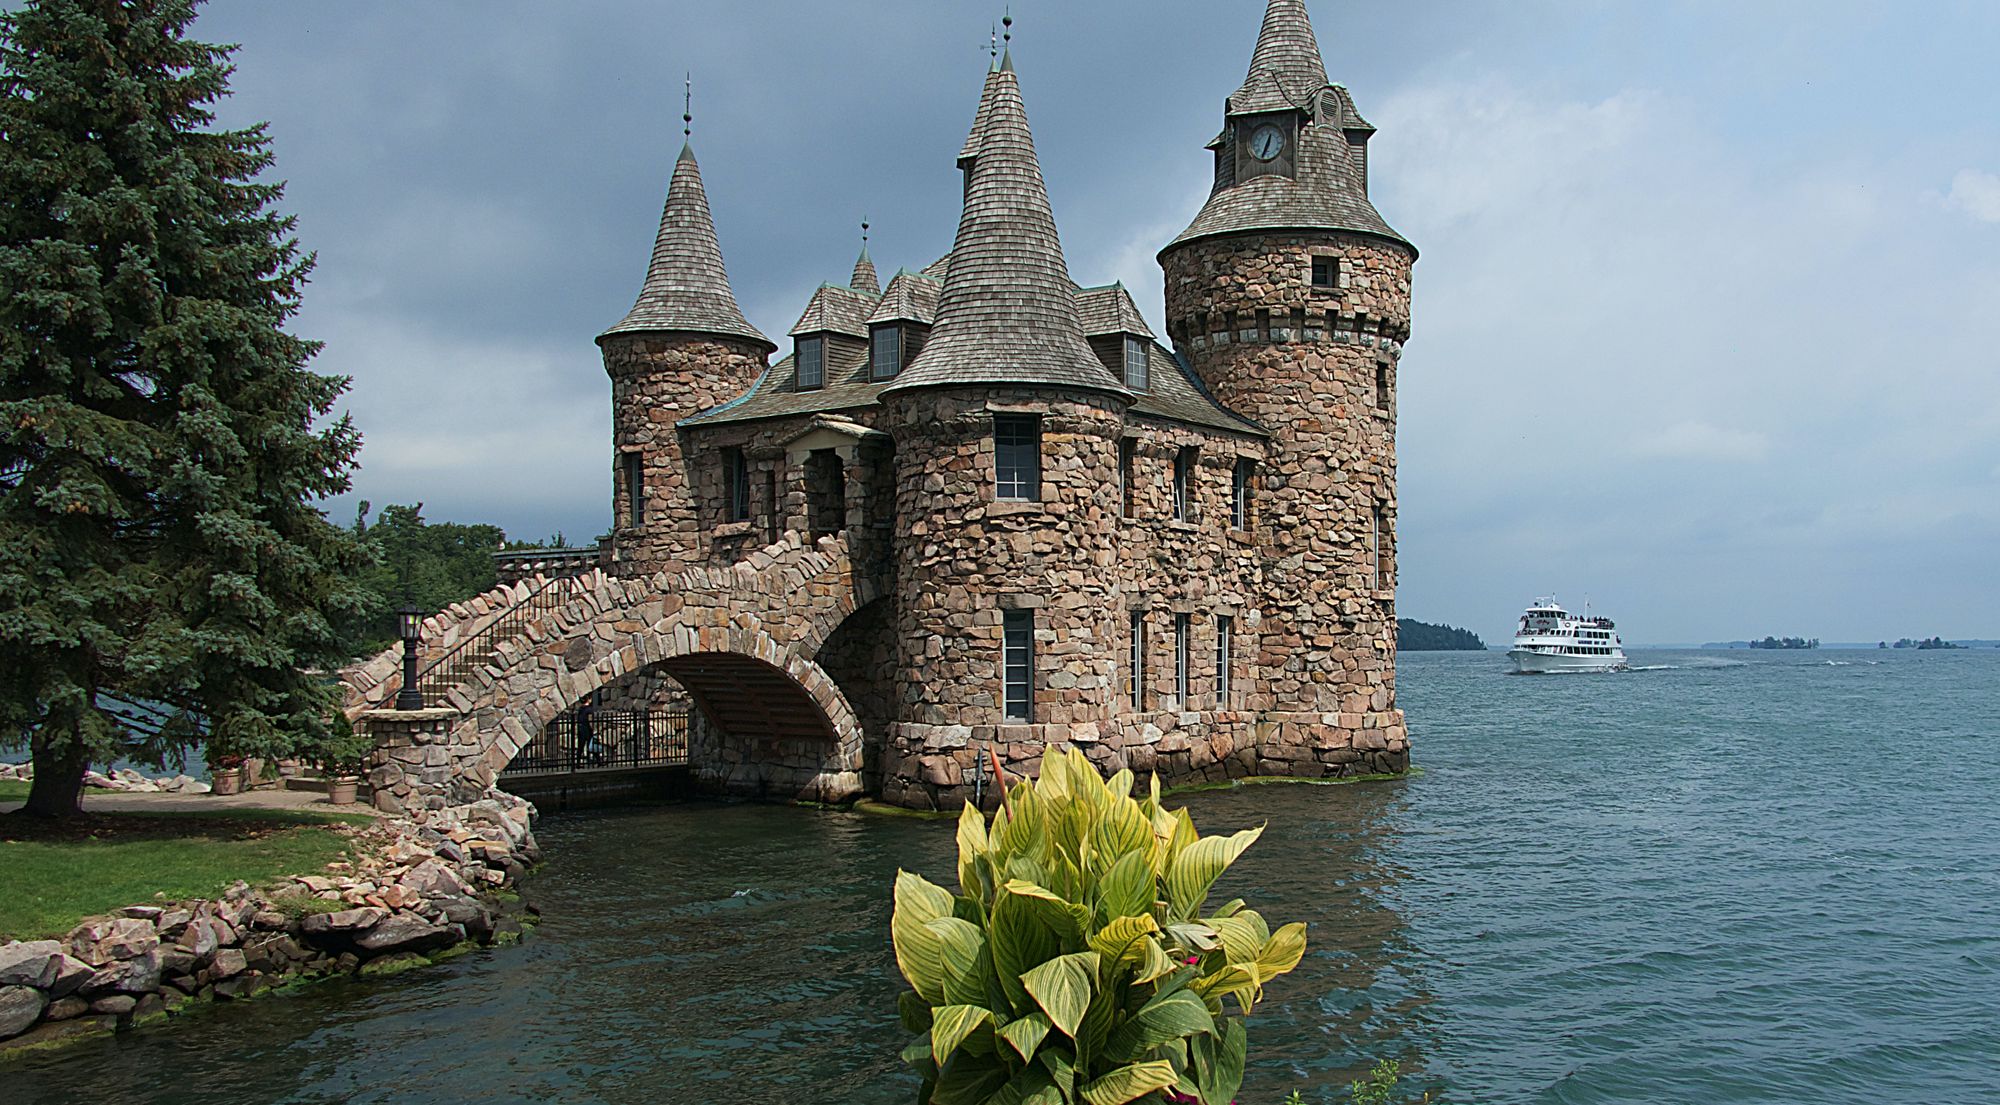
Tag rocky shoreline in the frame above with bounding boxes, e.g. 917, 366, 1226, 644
0, 794, 540, 1052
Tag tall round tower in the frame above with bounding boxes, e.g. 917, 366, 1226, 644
877, 53, 1133, 807
1158, 0, 1415, 772
598, 141, 774, 578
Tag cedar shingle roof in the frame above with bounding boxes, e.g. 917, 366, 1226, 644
599, 142, 774, 349
883, 59, 1129, 402
1228, 0, 1329, 116
1076, 284, 1155, 339
867, 269, 942, 325
1165, 0, 1411, 254
850, 247, 881, 295
788, 284, 877, 339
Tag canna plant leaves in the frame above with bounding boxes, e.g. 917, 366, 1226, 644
1022, 950, 1100, 1038
1078, 1059, 1180, 1105
1165, 826, 1264, 920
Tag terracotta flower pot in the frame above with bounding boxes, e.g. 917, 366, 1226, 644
326, 777, 359, 805
211, 767, 244, 796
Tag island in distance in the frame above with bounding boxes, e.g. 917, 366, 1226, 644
1398, 618, 1487, 651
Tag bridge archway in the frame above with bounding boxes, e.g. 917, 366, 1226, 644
355, 533, 880, 813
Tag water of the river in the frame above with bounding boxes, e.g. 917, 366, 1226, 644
7, 649, 1999, 1104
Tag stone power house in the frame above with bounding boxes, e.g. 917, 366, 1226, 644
352, 0, 1414, 813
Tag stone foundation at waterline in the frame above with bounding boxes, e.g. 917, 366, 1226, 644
0, 796, 538, 1051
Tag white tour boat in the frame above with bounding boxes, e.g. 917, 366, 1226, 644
1507, 597, 1628, 673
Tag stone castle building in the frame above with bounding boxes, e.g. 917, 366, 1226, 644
585, 0, 1415, 808
345, 0, 1414, 813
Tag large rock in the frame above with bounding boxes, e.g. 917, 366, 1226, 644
209, 948, 247, 980
83, 948, 162, 995
0, 985, 46, 1040
67, 917, 159, 965
352, 913, 458, 956
45, 954, 94, 999
301, 906, 387, 936
399, 859, 471, 898
0, 940, 61, 988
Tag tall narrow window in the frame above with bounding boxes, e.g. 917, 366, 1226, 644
1375, 360, 1391, 413
1368, 503, 1386, 590
724, 447, 750, 522
763, 470, 780, 542
1003, 609, 1034, 722
1174, 613, 1191, 707
994, 415, 1040, 502
1119, 438, 1136, 518
1124, 336, 1150, 391
1128, 611, 1147, 709
1231, 459, 1253, 531
870, 324, 901, 380
1215, 615, 1233, 708
796, 336, 823, 390
623, 452, 644, 528
1173, 447, 1197, 521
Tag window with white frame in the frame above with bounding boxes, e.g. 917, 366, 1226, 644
870, 325, 901, 380
994, 415, 1040, 502
796, 336, 823, 390
1003, 608, 1034, 722
1124, 336, 1149, 391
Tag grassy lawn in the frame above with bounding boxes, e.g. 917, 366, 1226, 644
0, 779, 26, 802
0, 807, 372, 941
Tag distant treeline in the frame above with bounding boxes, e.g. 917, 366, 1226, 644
1887, 637, 1963, 650
1749, 636, 1819, 650
1398, 618, 1486, 651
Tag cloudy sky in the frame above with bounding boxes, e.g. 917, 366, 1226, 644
186, 0, 1999, 645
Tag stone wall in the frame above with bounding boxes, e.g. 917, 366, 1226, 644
0, 797, 536, 1050
878, 385, 1131, 807
604, 332, 771, 578
1160, 230, 1412, 775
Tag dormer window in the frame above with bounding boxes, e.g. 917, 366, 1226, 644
1123, 336, 1149, 391
796, 336, 823, 390
870, 324, 901, 380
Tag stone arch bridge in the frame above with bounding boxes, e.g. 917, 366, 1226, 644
340, 532, 887, 815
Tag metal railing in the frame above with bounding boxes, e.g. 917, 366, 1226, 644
415, 574, 592, 703
502, 707, 691, 777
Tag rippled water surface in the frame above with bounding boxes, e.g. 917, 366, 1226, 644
9, 649, 2000, 1103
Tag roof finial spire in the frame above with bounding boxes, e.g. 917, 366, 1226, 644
990, 23, 998, 59
682, 72, 692, 139
861, 217, 869, 246
1002, 8, 1012, 45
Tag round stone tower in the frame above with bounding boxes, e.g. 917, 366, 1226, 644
1158, 0, 1415, 771
598, 141, 774, 578
877, 54, 1133, 806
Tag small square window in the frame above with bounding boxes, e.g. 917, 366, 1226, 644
1311, 256, 1337, 288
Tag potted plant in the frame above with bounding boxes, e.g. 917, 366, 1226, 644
208, 752, 245, 796
315, 717, 373, 806
889, 748, 1307, 1105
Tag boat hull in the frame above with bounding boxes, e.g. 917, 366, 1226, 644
1507, 648, 1628, 674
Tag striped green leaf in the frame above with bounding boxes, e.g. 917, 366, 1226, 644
1022, 951, 1100, 1038
1078, 1059, 1179, 1105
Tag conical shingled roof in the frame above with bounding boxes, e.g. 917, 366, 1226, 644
850, 246, 880, 295
1165, 1, 1410, 254
1230, 0, 1329, 114
599, 142, 773, 349
885, 59, 1128, 401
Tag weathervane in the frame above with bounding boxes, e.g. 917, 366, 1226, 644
990, 23, 998, 60
861, 217, 869, 247
1002, 8, 1012, 46
683, 73, 692, 138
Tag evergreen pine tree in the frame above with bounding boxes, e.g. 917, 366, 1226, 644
0, 0, 368, 817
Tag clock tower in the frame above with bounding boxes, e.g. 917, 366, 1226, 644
1159, 0, 1416, 769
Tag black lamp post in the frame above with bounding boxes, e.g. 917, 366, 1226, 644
394, 603, 425, 710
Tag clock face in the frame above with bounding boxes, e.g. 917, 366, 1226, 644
1249, 124, 1284, 161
